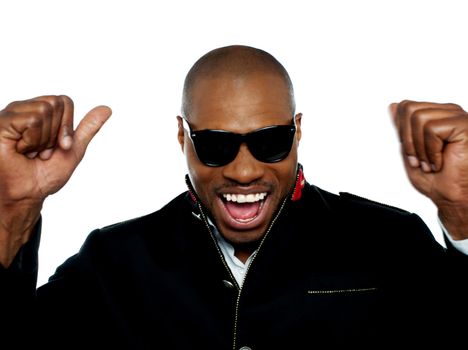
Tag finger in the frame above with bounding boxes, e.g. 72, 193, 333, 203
57, 95, 74, 150
33, 96, 64, 149
423, 122, 445, 172
397, 100, 463, 115
424, 115, 468, 172
7, 99, 53, 154
71, 105, 112, 160
37, 102, 52, 151
395, 100, 463, 168
396, 100, 419, 167
409, 108, 456, 172
32, 96, 65, 160
39, 147, 54, 160
15, 111, 47, 154
26, 151, 38, 159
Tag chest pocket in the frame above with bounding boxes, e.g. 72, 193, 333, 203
305, 272, 382, 321
308, 286, 377, 295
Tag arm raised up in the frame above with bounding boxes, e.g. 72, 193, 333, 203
0, 95, 111, 267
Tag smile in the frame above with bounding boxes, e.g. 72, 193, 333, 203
219, 192, 269, 225
222, 192, 267, 203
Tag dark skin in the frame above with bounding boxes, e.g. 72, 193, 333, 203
390, 101, 468, 239
0, 95, 111, 266
177, 72, 302, 262
1, 81, 468, 267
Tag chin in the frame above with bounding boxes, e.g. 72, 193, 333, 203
220, 226, 267, 246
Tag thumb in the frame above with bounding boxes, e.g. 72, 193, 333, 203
72, 105, 112, 159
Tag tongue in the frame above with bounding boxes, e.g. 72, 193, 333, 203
225, 201, 261, 220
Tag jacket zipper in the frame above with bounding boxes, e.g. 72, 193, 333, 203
185, 168, 301, 350
184, 176, 240, 290
197, 201, 241, 290
231, 194, 289, 350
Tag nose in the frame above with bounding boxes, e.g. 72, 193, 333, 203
222, 143, 264, 185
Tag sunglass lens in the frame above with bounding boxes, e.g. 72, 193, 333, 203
192, 131, 239, 167
248, 126, 295, 163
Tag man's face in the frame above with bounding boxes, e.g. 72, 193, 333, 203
178, 72, 302, 253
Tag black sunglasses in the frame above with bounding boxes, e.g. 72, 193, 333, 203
182, 117, 296, 167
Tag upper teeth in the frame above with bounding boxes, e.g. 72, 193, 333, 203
223, 193, 267, 203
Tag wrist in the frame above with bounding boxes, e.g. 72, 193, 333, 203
0, 200, 42, 267
437, 202, 468, 240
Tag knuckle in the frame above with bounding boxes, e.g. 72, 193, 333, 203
445, 102, 462, 110
423, 122, 437, 139
59, 95, 74, 117
397, 100, 413, 115
24, 112, 45, 128
35, 95, 61, 107
35, 100, 53, 116
0, 109, 13, 120
49, 96, 64, 111
5, 100, 20, 110
59, 95, 73, 106
410, 109, 428, 127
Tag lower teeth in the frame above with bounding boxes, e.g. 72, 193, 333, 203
235, 215, 258, 223
230, 199, 265, 223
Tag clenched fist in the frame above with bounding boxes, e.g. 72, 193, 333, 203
0, 95, 111, 266
391, 100, 468, 240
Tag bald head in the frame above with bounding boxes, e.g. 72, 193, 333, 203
181, 45, 295, 118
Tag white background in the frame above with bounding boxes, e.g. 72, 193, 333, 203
1, 0, 467, 286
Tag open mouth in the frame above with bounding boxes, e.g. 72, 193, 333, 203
221, 192, 268, 225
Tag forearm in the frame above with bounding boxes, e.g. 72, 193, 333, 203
0, 201, 42, 267
437, 203, 468, 241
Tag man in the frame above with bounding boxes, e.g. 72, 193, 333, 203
0, 45, 467, 349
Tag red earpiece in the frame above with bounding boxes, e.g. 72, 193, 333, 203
291, 165, 305, 202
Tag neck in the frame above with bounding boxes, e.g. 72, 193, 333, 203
233, 242, 259, 263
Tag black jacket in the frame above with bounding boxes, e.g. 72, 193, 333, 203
1, 182, 467, 349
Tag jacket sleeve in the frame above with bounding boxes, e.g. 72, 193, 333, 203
0, 217, 41, 347
0, 223, 111, 349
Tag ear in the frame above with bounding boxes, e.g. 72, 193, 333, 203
294, 113, 303, 143
176, 116, 185, 153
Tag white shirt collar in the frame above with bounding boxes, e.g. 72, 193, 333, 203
206, 216, 256, 287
